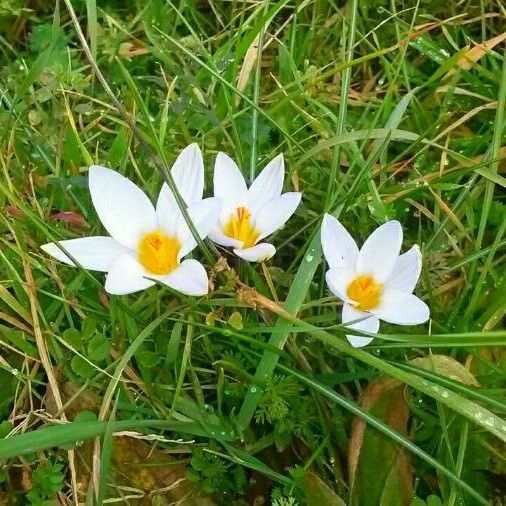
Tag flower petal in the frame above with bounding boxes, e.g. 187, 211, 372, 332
155, 184, 179, 236
41, 236, 128, 272
254, 192, 301, 240
170, 143, 204, 204
247, 154, 284, 215
177, 197, 222, 258
89, 166, 157, 250
233, 242, 276, 262
356, 220, 402, 282
155, 144, 205, 235
325, 267, 356, 302
321, 214, 359, 269
372, 289, 430, 325
208, 229, 243, 248
213, 152, 248, 209
386, 245, 422, 293
160, 259, 208, 296
342, 303, 379, 348
104, 254, 155, 295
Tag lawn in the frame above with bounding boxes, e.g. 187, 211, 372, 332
0, 0, 505, 504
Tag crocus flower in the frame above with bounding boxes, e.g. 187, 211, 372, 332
209, 153, 301, 262
321, 214, 430, 347
42, 144, 220, 296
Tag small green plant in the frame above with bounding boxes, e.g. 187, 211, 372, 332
272, 491, 299, 506
411, 495, 444, 506
25, 461, 65, 505
255, 374, 301, 425
186, 448, 247, 497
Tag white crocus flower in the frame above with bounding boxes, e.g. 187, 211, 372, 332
208, 153, 301, 262
321, 214, 430, 347
42, 144, 220, 296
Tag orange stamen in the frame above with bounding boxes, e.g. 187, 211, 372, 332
346, 275, 382, 311
138, 230, 181, 275
223, 206, 260, 248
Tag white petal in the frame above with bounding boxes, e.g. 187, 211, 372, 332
213, 153, 247, 208
320, 214, 359, 269
155, 183, 179, 235
342, 303, 379, 348
254, 192, 301, 240
104, 254, 155, 295
41, 236, 128, 272
356, 220, 403, 282
233, 243, 276, 262
247, 154, 284, 215
177, 197, 222, 258
170, 143, 204, 204
325, 267, 356, 302
387, 245, 422, 293
155, 144, 205, 235
160, 259, 208, 296
372, 289, 430, 325
208, 228, 243, 248
89, 166, 157, 250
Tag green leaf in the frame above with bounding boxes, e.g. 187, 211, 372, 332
71, 355, 94, 379
85, 0, 97, 59
427, 495, 444, 506
62, 123, 84, 166
137, 350, 162, 368
228, 311, 244, 330
0, 421, 13, 439
165, 321, 182, 367
299, 128, 420, 164
410, 355, 479, 387
74, 411, 97, 423
108, 126, 131, 168
350, 379, 413, 506
0, 419, 234, 460
63, 328, 82, 349
303, 472, 346, 506
87, 334, 110, 362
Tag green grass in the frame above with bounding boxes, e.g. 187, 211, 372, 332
1, 1, 506, 505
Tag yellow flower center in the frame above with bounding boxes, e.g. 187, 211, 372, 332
223, 206, 260, 248
138, 230, 181, 275
346, 275, 383, 311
